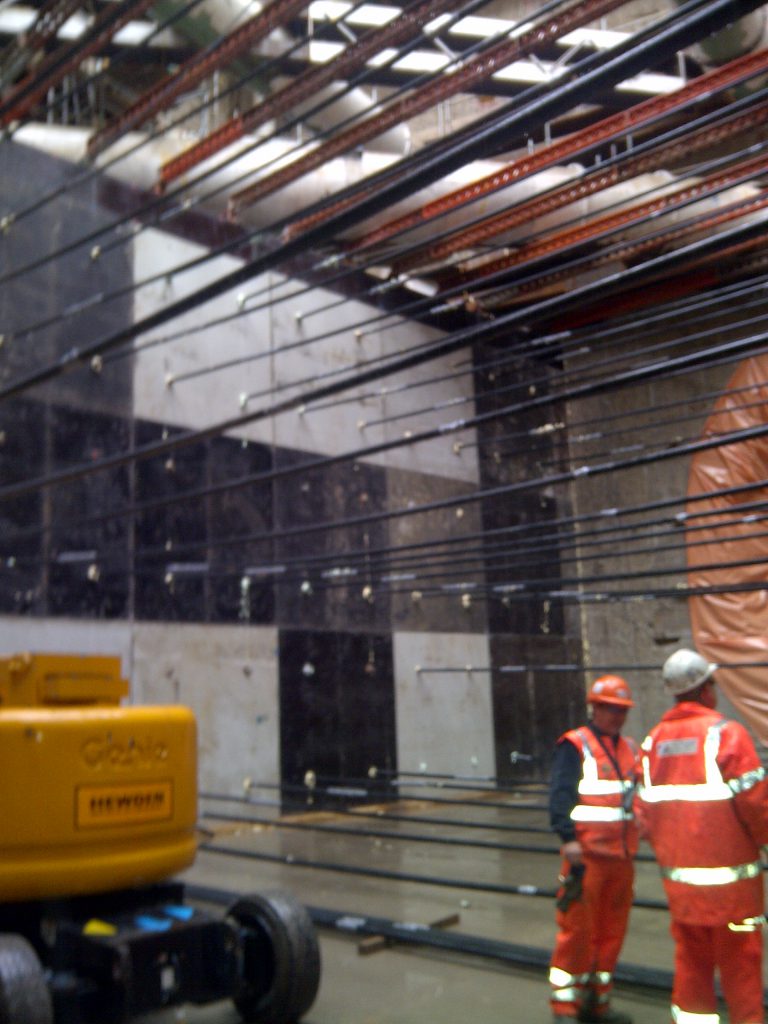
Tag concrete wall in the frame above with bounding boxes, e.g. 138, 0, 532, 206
565, 332, 754, 740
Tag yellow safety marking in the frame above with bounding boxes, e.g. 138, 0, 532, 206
83, 918, 118, 935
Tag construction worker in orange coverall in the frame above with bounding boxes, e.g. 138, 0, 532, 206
548, 675, 638, 1023
636, 648, 768, 1024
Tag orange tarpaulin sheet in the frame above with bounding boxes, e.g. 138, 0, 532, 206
687, 354, 768, 745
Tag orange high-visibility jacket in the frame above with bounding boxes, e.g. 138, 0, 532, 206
636, 702, 768, 925
561, 727, 639, 859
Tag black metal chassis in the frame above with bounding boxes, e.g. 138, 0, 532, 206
0, 882, 270, 1023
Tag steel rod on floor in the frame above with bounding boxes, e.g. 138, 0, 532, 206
201, 808, 658, 863
187, 883, 683, 993
244, 779, 549, 812
200, 791, 556, 836
200, 840, 668, 910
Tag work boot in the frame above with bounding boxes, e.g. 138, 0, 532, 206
577, 1009, 633, 1024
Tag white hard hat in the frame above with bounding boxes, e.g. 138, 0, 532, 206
662, 648, 717, 697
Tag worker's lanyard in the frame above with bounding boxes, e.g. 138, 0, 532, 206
589, 725, 626, 782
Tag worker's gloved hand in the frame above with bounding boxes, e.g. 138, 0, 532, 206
556, 864, 585, 913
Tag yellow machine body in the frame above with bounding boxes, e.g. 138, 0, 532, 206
0, 653, 198, 903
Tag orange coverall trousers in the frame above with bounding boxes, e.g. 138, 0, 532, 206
670, 920, 763, 1024
550, 855, 633, 1018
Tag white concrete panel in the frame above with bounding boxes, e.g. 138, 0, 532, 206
268, 273, 480, 483
132, 230, 276, 445
393, 631, 493, 778
0, 615, 133, 681
132, 232, 479, 483
132, 622, 280, 796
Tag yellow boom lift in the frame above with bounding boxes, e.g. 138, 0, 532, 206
0, 652, 320, 1024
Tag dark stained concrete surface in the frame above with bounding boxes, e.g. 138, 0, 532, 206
139, 788, 745, 1023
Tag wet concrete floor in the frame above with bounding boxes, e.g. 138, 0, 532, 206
139, 787, 743, 1024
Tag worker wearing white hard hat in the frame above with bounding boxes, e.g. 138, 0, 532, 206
637, 649, 768, 1024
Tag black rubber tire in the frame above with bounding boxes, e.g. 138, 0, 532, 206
228, 889, 321, 1024
0, 933, 53, 1024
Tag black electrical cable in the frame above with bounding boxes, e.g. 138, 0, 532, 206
0, 0, 753, 401
28, 389, 768, 598
167, 158, 761, 397
419, 660, 768, 674
219, 488, 768, 583
0, 0, 162, 120
0, 4, 367, 256
291, 303, 762, 421
186, 882, 679, 988
211, 82, 768, 359
391, 577, 768, 608
151, 482, 768, 585
81, 0, 510, 270
135, 186, 768, 402
17, 380, 768, 587
0, 0, 527, 289
137, 143, 768, 390
4, 205, 768, 520
352, 112, 768, 287
0, 0, 417, 280
16, 473, 768, 597
473, 367, 767, 455
10, 313, 767, 576
201, 269, 768, 412
25, 528, 768, 606
397, 548, 768, 603
358, 309, 768, 433
401, 513, 768, 586
2, 23, 626, 358
6, 260, 768, 581
142, 535, 768, 602
469, 188, 768, 309
180, 80, 768, 361
6, 0, 478, 345
344, 83, 768, 265
8, 368, 765, 579
32, 329, 754, 554
290, 519, 768, 598
1, 0, 213, 155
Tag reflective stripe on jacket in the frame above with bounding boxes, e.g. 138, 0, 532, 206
636, 702, 768, 925
561, 726, 638, 859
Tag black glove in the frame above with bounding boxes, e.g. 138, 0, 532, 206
556, 863, 585, 912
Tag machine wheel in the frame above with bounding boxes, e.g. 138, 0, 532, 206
0, 933, 53, 1024
228, 889, 321, 1024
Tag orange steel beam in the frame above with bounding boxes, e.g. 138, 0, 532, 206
448, 148, 768, 288
392, 98, 768, 274
473, 188, 768, 312
0, 0, 157, 125
547, 235, 765, 331
157, 0, 454, 190
86, 0, 310, 160
0, 0, 83, 89
309, 45, 768, 253
226, 0, 630, 217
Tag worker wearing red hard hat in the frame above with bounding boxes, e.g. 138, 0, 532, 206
548, 675, 638, 1024
636, 649, 768, 1024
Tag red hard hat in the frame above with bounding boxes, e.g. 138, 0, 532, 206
587, 674, 634, 708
